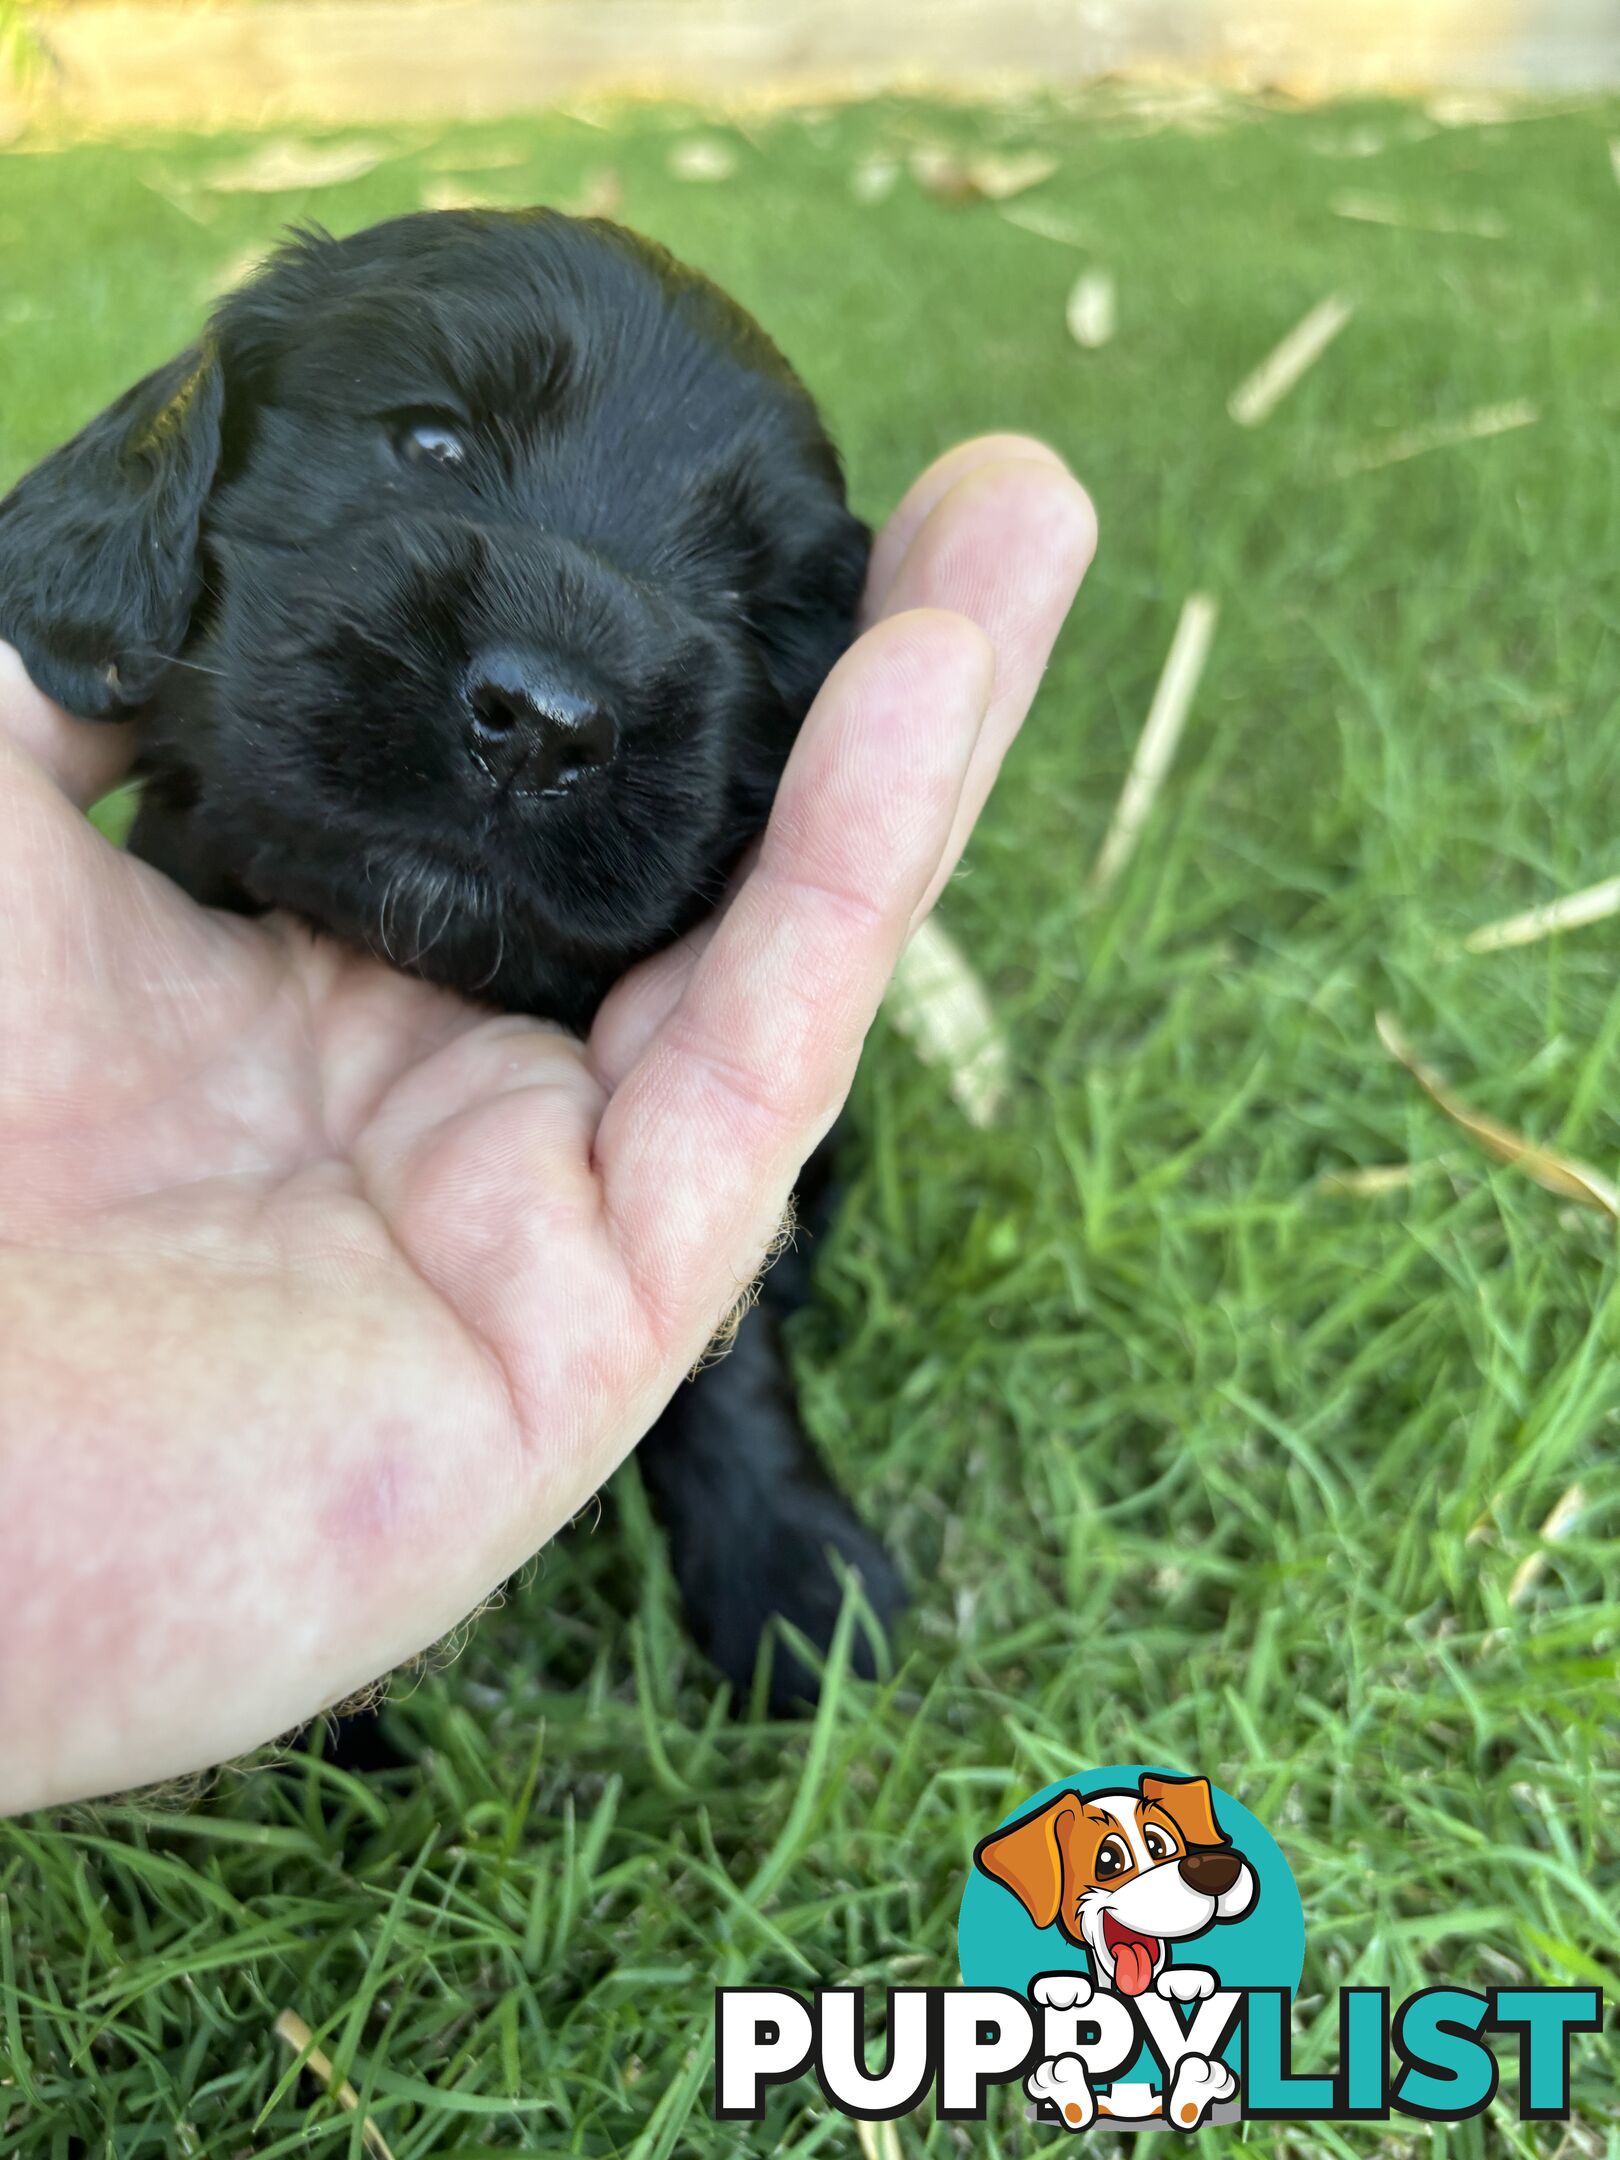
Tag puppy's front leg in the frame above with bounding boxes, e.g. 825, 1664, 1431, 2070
636, 1297, 905, 1713
635, 1129, 905, 1712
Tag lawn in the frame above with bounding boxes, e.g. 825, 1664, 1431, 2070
3, 86, 1619, 2156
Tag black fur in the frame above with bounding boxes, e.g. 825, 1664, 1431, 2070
0, 208, 904, 1715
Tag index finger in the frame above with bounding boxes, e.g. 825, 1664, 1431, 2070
594, 607, 993, 1364
587, 443, 1096, 1094
0, 641, 136, 809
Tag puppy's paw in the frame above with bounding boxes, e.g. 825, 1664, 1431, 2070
1033, 1971, 1094, 2012
682, 1477, 906, 1715
1165, 2053, 1237, 2131
1156, 1965, 1216, 2004
1026, 2055, 1095, 2132
640, 1307, 906, 1717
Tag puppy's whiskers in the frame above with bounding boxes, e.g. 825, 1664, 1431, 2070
145, 650, 229, 680
372, 854, 478, 971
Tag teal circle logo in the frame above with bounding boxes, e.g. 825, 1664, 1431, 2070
958, 1765, 1304, 2117
959, 1765, 1303, 1995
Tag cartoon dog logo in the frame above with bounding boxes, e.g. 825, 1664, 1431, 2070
974, 1772, 1257, 2130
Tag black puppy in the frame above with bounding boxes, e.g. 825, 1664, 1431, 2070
0, 208, 903, 1713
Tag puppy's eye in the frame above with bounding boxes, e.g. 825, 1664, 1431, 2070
394, 414, 468, 468
1143, 1826, 1178, 1862
1095, 1836, 1130, 1880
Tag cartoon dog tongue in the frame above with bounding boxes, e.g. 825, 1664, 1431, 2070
1106, 1922, 1159, 1996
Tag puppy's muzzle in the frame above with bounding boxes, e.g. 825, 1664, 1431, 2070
1177, 1848, 1243, 1897
465, 645, 619, 796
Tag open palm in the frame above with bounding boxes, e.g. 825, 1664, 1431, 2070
0, 438, 1094, 1811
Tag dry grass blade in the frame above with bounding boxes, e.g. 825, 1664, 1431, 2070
1507, 1482, 1586, 1606
1610, 139, 1620, 188
1066, 269, 1116, 350
206, 139, 383, 193
1317, 1163, 1419, 1197
1334, 399, 1538, 475
1228, 295, 1353, 427
857, 2123, 903, 2160
1089, 594, 1218, 896
856, 2124, 906, 2160
273, 2010, 397, 2160
1330, 192, 1506, 238
999, 201, 1088, 246
1375, 1013, 1620, 1221
1463, 875, 1620, 954
885, 916, 1010, 1129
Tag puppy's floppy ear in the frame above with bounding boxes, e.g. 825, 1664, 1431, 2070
0, 342, 225, 720
974, 1794, 1082, 1930
753, 494, 872, 721
1140, 1773, 1230, 1850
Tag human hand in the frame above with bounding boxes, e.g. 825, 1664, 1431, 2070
0, 436, 1095, 1811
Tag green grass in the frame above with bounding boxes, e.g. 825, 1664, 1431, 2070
4, 87, 1620, 2155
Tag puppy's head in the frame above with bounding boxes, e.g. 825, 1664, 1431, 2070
0, 210, 869, 1025
974, 1774, 1257, 1996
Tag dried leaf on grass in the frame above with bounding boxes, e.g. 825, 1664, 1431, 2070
566, 167, 622, 218
850, 154, 899, 205
1334, 400, 1538, 475
1065, 269, 1116, 350
1463, 875, 1620, 954
910, 147, 1057, 205
907, 148, 979, 205
1228, 295, 1353, 427
1089, 594, 1218, 895
964, 151, 1058, 200
207, 139, 384, 194
273, 2010, 397, 2160
668, 137, 737, 183
885, 916, 1011, 1129
1507, 1483, 1586, 1606
1375, 1013, 1620, 1221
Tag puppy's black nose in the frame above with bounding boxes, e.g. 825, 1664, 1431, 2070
1179, 1849, 1242, 1897
466, 649, 617, 795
